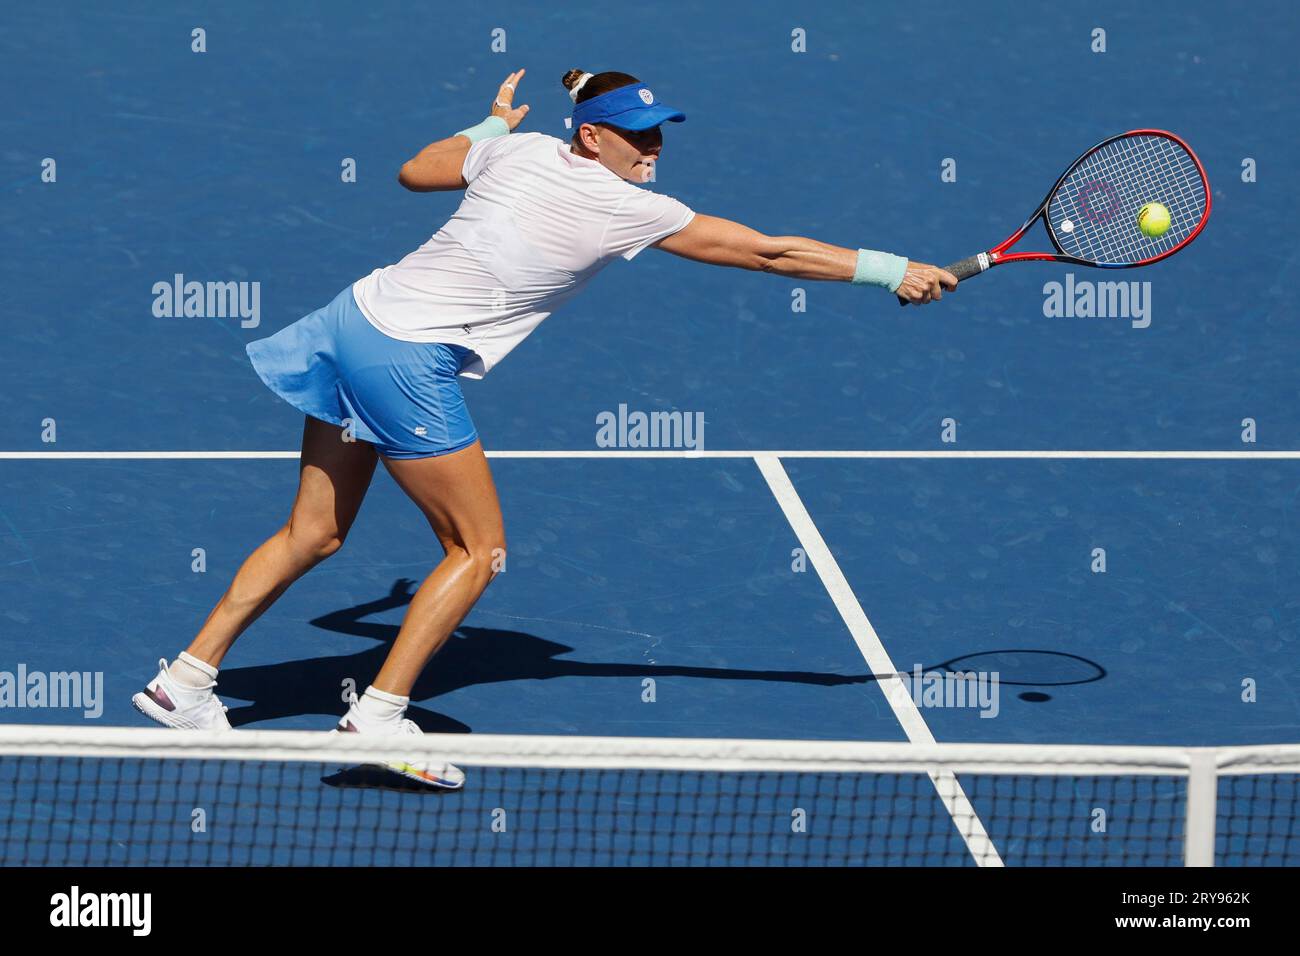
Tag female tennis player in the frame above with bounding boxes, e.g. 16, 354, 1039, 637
132, 68, 958, 788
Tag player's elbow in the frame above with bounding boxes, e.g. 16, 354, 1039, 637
398, 161, 438, 192
749, 235, 786, 274
397, 163, 421, 191
711, 246, 774, 272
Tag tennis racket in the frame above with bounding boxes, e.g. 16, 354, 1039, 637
901, 129, 1211, 305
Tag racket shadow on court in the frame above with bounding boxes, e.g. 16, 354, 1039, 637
215, 577, 875, 732
879, 650, 1106, 703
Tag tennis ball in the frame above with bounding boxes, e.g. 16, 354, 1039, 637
1137, 202, 1171, 238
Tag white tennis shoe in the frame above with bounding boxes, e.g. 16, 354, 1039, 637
131, 658, 232, 731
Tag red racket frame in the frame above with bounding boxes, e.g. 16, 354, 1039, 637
988, 128, 1212, 269
900, 129, 1212, 305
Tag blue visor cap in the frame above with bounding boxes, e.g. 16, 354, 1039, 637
571, 84, 686, 131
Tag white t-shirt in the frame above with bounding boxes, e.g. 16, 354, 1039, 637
351, 132, 695, 378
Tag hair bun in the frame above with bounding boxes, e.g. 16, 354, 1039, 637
564, 70, 596, 103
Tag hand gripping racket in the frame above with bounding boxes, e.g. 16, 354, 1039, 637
901, 129, 1211, 305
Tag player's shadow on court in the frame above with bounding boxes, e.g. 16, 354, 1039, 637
216, 578, 872, 730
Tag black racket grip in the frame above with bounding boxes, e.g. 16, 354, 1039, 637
896, 252, 990, 306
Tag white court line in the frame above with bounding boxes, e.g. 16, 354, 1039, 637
1, 449, 1296, 460
0, 451, 300, 460
753, 453, 1003, 867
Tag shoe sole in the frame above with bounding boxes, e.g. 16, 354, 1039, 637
328, 726, 465, 790
380, 760, 466, 791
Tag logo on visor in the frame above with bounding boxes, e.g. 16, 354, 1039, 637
638, 88, 654, 104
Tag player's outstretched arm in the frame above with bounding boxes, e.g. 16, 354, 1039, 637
654, 214, 957, 304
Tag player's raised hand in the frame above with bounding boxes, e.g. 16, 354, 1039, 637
490, 69, 530, 130
896, 261, 959, 305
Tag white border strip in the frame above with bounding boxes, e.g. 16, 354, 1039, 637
2, 726, 1292, 773
2, 450, 1298, 461
754, 454, 1003, 866
5, 724, 1294, 773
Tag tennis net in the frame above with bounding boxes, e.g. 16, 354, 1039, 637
0, 725, 1296, 866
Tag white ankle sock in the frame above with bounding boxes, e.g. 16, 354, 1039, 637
354, 685, 409, 726
169, 652, 218, 688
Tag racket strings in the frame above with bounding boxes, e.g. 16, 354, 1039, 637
1047, 134, 1208, 265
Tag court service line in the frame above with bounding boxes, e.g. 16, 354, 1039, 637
752, 453, 1003, 867
1, 449, 1296, 460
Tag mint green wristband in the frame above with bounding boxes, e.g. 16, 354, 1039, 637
454, 115, 509, 144
851, 248, 908, 292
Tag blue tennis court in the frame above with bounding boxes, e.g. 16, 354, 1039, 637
1, 1, 1297, 866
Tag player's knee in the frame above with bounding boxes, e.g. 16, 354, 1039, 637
314, 535, 345, 560
465, 536, 507, 585
288, 522, 346, 562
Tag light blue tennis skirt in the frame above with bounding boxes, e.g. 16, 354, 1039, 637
246, 286, 479, 459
